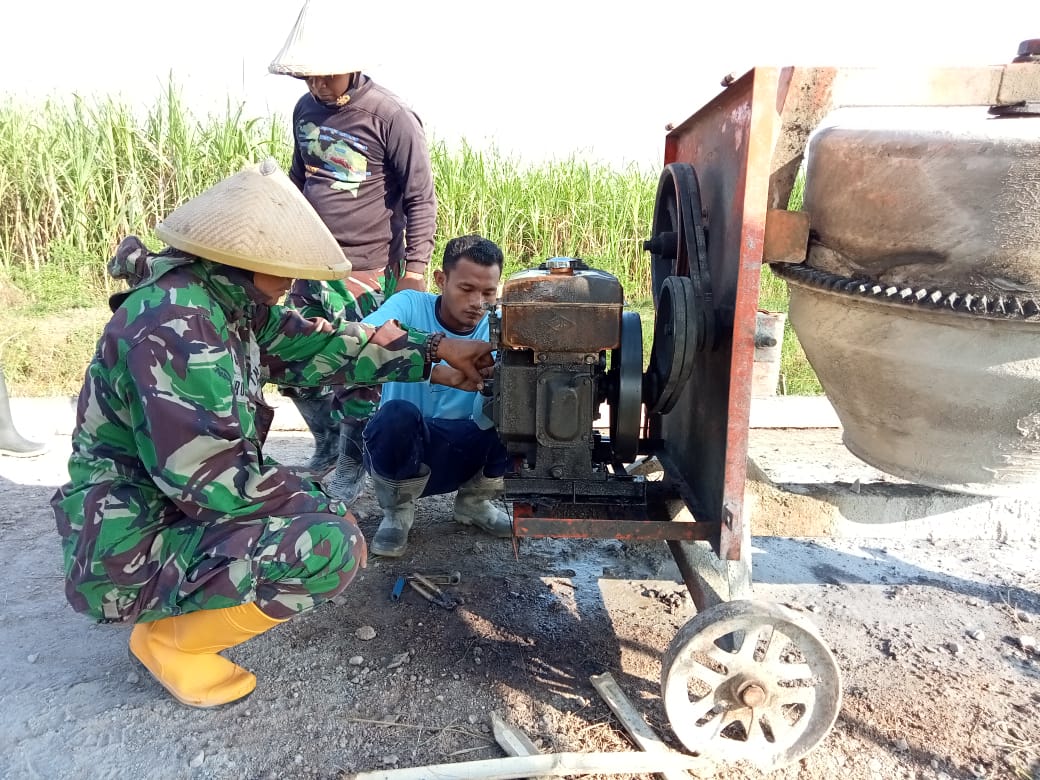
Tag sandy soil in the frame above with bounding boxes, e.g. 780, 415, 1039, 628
1, 431, 1038, 780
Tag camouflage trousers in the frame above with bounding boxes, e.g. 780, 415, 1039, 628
283, 261, 403, 424
73, 511, 366, 624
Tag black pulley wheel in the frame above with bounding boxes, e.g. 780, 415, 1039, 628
644, 163, 716, 352
645, 276, 698, 415
608, 311, 643, 463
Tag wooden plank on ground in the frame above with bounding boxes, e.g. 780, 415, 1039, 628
589, 671, 692, 780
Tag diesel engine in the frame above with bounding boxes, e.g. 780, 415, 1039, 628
483, 257, 663, 503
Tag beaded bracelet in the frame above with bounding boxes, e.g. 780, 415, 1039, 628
425, 332, 445, 364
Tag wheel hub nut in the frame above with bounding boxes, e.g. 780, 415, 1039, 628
740, 683, 767, 707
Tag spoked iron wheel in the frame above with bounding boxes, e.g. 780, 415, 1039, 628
661, 600, 842, 771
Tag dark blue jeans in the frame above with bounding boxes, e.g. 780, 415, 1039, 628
363, 400, 509, 497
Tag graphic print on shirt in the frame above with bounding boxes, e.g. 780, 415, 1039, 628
298, 121, 370, 197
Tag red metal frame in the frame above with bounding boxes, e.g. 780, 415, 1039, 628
658, 67, 783, 561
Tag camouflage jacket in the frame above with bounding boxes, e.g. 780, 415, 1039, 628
52, 237, 431, 621
287, 278, 355, 323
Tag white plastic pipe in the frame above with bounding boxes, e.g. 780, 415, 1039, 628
349, 751, 703, 780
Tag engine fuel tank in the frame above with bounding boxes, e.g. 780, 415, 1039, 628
499, 258, 624, 353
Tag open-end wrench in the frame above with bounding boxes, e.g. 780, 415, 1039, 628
406, 577, 458, 610
408, 571, 461, 587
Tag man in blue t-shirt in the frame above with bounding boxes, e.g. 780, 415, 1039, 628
360, 235, 510, 557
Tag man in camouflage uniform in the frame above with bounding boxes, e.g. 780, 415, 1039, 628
51, 159, 491, 709
282, 274, 393, 489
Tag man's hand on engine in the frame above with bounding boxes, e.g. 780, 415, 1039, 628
434, 338, 494, 389
430, 365, 484, 392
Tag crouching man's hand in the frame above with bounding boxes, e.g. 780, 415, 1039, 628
431, 364, 485, 392
432, 337, 494, 389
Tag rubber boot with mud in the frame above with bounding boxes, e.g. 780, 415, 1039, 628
128, 602, 286, 708
291, 396, 339, 474
453, 473, 512, 537
369, 466, 431, 557
0, 367, 47, 457
325, 420, 369, 503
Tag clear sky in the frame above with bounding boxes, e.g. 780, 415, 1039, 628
2, 1, 1034, 168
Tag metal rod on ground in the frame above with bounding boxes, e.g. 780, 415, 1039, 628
589, 672, 694, 780
347, 751, 705, 780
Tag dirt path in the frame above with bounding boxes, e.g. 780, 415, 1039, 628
1, 433, 1037, 780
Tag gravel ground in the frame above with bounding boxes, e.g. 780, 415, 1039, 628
1, 430, 1037, 780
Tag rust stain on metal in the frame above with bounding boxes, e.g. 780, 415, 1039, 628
763, 209, 810, 263
515, 515, 719, 540
512, 503, 720, 542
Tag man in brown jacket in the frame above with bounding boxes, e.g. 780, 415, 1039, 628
270, 0, 438, 503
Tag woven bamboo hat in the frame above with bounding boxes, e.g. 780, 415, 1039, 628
154, 158, 350, 280
269, 0, 372, 77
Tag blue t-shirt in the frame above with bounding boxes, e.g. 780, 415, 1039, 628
362, 290, 489, 420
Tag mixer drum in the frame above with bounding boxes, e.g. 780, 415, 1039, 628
780, 106, 1040, 497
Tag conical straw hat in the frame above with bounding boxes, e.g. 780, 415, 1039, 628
269, 0, 375, 77
155, 158, 350, 281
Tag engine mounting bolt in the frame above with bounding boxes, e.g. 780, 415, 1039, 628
739, 683, 767, 708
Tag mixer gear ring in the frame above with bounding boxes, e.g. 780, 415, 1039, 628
773, 262, 1040, 322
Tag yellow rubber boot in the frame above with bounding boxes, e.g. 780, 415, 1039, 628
129, 603, 286, 708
